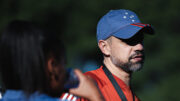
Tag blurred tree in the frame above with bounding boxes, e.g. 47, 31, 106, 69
0, 0, 180, 100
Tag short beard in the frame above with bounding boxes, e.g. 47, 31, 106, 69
111, 51, 144, 73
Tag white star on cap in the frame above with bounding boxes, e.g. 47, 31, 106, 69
125, 12, 128, 15
130, 15, 134, 18
123, 16, 127, 19
132, 19, 135, 22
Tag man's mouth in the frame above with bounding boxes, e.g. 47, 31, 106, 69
131, 54, 144, 62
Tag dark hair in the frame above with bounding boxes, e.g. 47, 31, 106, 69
0, 20, 65, 95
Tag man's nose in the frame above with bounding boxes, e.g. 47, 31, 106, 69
134, 43, 144, 51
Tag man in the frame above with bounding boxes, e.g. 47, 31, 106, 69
84, 9, 154, 101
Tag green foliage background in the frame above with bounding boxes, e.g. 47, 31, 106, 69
0, 0, 180, 100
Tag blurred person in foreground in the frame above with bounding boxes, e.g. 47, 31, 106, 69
79, 9, 155, 101
0, 20, 104, 101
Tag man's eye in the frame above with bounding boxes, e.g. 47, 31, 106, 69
122, 36, 144, 46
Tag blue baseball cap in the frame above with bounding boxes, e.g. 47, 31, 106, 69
97, 9, 154, 42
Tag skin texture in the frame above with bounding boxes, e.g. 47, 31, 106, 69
98, 32, 144, 86
108, 35, 144, 72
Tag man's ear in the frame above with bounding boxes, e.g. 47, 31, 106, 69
98, 40, 111, 56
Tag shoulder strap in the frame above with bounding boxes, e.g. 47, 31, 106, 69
102, 65, 127, 101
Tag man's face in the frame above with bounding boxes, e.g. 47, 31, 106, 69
108, 32, 144, 73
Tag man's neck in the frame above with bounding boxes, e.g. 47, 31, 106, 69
103, 59, 131, 86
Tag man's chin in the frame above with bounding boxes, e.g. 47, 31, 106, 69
129, 63, 143, 72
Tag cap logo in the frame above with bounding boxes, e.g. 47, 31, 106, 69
97, 9, 154, 41
122, 12, 136, 23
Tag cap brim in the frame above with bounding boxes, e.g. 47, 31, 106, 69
112, 23, 154, 39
